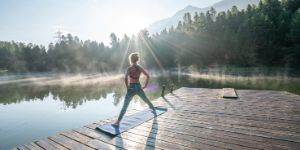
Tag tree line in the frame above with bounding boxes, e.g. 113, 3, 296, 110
0, 0, 299, 73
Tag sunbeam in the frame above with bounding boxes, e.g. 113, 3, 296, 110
137, 32, 175, 87
138, 33, 166, 73
156, 34, 203, 57
118, 38, 132, 73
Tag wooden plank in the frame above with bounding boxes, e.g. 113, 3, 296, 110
60, 130, 118, 149
60, 130, 92, 144
36, 138, 68, 150
23, 143, 43, 150
173, 111, 300, 131
16, 145, 30, 150
74, 127, 109, 140
49, 134, 94, 150
87, 139, 123, 150
173, 99, 300, 112
71, 126, 119, 150
173, 109, 300, 127
159, 102, 300, 124
178, 109, 300, 125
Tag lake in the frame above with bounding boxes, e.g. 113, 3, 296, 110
0, 71, 300, 149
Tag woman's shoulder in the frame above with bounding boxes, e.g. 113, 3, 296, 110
136, 64, 145, 71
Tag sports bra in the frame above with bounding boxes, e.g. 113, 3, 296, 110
128, 65, 141, 79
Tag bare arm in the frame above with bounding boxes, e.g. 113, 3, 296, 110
140, 67, 150, 88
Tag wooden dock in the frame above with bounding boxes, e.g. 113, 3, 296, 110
12, 87, 300, 150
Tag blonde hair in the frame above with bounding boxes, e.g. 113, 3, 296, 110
129, 52, 139, 65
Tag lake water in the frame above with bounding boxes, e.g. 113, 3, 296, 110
0, 72, 299, 149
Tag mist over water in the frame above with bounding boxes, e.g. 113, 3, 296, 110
1, 68, 300, 105
0, 69, 300, 149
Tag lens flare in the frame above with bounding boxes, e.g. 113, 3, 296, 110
143, 84, 160, 92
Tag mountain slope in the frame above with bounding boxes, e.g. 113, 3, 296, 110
148, 0, 260, 34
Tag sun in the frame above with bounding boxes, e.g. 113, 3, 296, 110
120, 12, 149, 35
85, 5, 150, 44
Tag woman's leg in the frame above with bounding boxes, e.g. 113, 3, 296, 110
137, 88, 155, 111
117, 89, 135, 121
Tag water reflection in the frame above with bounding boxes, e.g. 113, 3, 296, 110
0, 78, 163, 108
0, 84, 122, 108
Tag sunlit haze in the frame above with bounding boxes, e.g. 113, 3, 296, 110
0, 0, 221, 46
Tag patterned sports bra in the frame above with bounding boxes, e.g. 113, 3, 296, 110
128, 65, 141, 79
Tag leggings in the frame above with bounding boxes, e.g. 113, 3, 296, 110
117, 83, 155, 121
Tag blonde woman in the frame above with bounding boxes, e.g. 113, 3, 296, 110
113, 52, 156, 126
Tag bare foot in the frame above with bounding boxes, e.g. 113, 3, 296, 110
112, 120, 120, 127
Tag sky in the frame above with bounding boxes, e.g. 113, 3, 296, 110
0, 0, 221, 46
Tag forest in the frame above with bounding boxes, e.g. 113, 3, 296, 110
0, 0, 299, 73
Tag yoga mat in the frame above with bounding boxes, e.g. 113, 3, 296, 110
96, 107, 167, 136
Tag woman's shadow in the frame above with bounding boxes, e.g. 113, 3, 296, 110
113, 110, 160, 149
145, 117, 158, 150
112, 116, 158, 150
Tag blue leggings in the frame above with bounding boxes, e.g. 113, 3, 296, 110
117, 83, 155, 121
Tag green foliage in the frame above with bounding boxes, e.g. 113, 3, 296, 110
291, 8, 300, 44
288, 8, 300, 66
151, 0, 299, 67
0, 0, 299, 72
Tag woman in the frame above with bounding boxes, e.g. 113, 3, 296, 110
113, 52, 156, 126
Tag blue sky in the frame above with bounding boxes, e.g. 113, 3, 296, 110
0, 0, 221, 46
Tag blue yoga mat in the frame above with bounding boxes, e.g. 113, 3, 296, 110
96, 107, 167, 136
